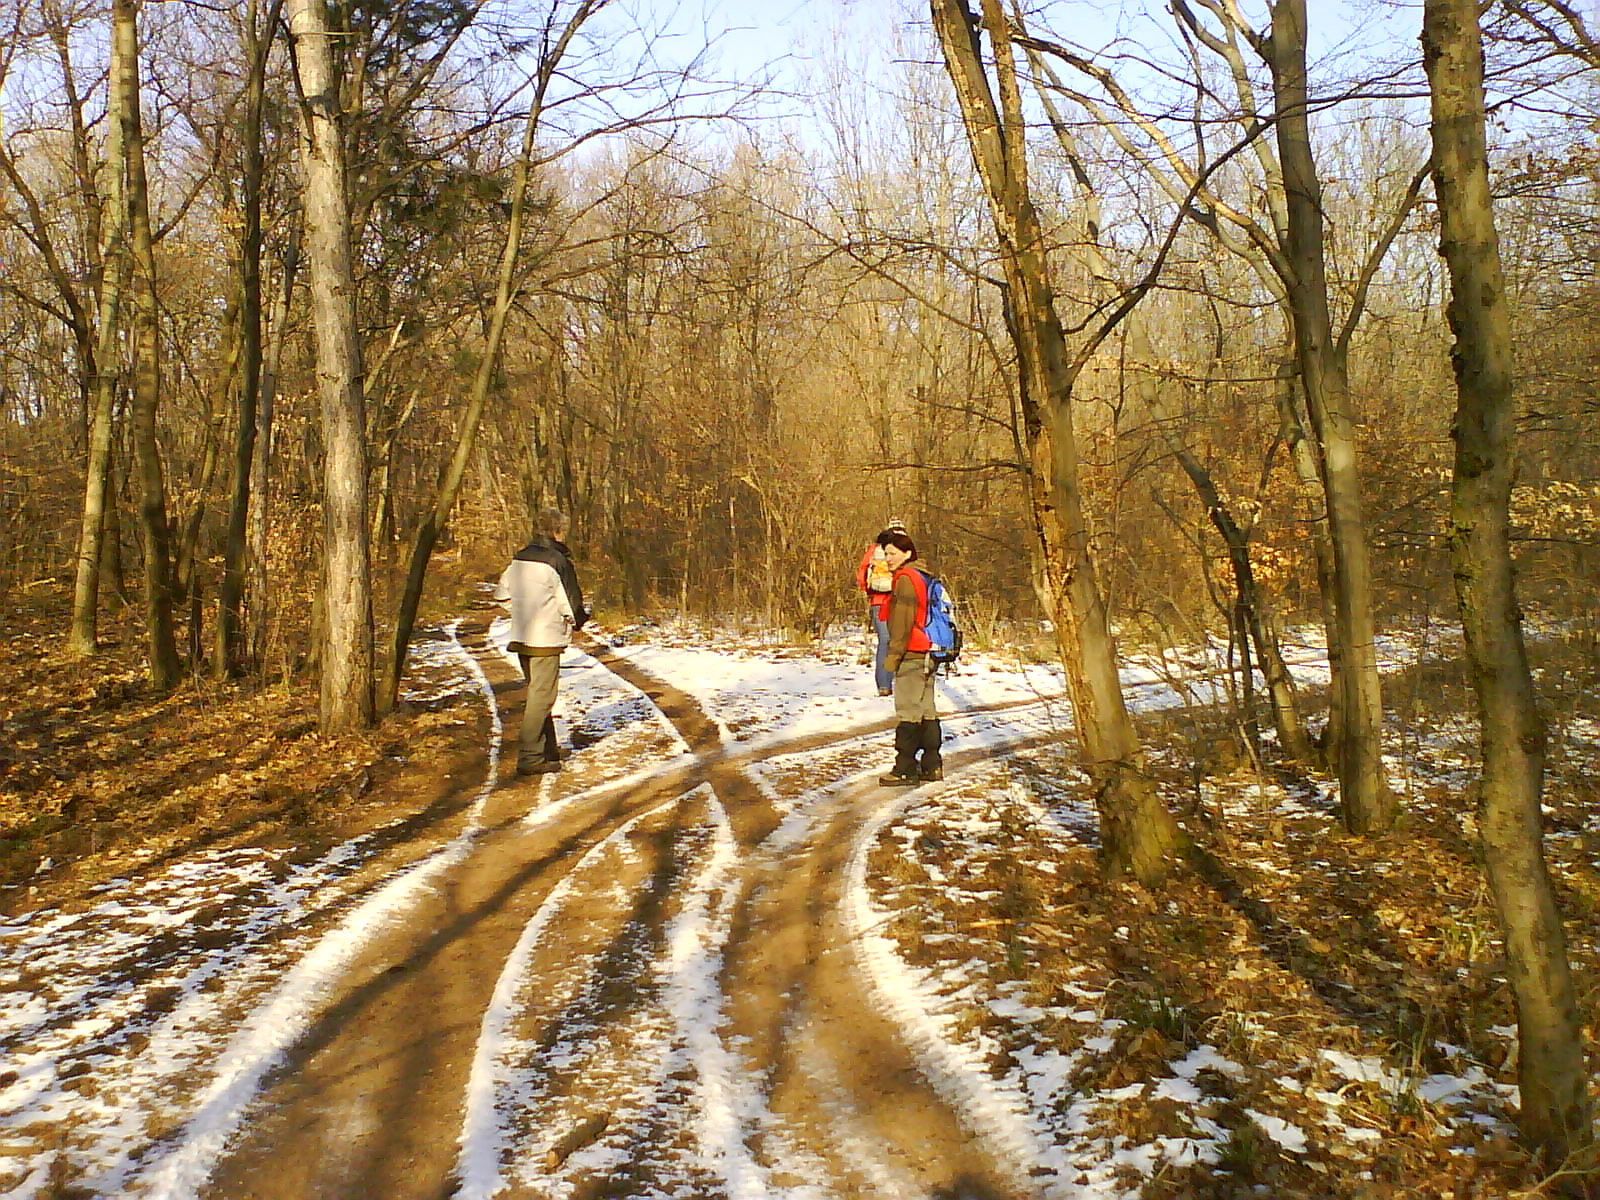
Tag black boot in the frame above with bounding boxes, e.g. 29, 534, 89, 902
541, 715, 562, 763
919, 719, 943, 781
880, 722, 921, 786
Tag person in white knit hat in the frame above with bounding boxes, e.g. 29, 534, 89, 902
854, 517, 911, 696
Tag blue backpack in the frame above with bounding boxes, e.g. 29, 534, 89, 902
917, 570, 964, 667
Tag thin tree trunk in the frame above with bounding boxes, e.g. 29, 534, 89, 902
931, 0, 1181, 883
1265, 0, 1392, 832
1424, 0, 1593, 1168
49, 10, 102, 447
370, 385, 420, 551
1274, 356, 1344, 758
289, 0, 374, 730
115, 0, 181, 689
103, 449, 127, 602
69, 24, 130, 658
1173, 440, 1314, 763
1255, 604, 1306, 754
218, 0, 284, 678
381, 4, 607, 712
249, 218, 301, 672
176, 304, 237, 608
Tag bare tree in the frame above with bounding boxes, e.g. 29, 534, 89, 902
116, 0, 182, 688
1257, 0, 1394, 832
1020, 38, 1314, 764
929, 0, 1183, 884
1423, 0, 1593, 1170
288, 0, 374, 729
382, 0, 612, 713
1027, 2, 1426, 832
248, 216, 300, 674
69, 4, 130, 657
216, 0, 286, 677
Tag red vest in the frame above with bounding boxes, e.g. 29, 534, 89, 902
894, 565, 932, 652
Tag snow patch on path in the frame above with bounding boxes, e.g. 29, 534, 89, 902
455, 785, 705, 1197
841, 782, 1122, 1200
123, 621, 502, 1199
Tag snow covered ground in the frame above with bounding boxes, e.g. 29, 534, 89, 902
594, 621, 1533, 1195
0, 615, 1577, 1198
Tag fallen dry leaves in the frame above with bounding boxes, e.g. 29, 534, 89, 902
0, 588, 481, 914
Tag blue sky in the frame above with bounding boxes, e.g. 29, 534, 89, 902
630, 0, 1425, 91
604, 0, 1430, 157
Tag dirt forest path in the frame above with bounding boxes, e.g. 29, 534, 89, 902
10, 612, 1578, 1200
121, 622, 1059, 1200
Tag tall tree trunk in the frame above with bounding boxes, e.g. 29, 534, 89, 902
289, 0, 374, 730
69, 22, 130, 658
1424, 0, 1593, 1168
115, 0, 181, 689
218, 0, 284, 677
931, 0, 1182, 884
1265, 0, 1393, 833
49, 9, 103, 448
1275, 356, 1345, 758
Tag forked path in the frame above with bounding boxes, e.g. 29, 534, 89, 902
159, 627, 1060, 1200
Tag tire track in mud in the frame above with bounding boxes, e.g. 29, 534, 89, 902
186, 628, 733, 1200
496, 642, 1065, 1200
203, 627, 1065, 1199
206, 627, 1075, 1200
7, 625, 1070, 1200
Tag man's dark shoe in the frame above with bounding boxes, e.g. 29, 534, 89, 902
518, 759, 561, 776
879, 769, 919, 787
920, 765, 943, 782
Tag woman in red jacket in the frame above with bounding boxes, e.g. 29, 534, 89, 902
855, 520, 907, 695
878, 531, 943, 785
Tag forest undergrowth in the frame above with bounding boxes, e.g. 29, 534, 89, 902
2, 584, 1598, 1197
0, 584, 478, 909
863, 626, 1600, 1198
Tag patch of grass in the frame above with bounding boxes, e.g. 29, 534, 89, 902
1215, 1114, 1272, 1177
1159, 909, 1213, 954
1373, 1079, 1429, 1124
1440, 913, 1495, 965
1204, 1009, 1271, 1063
1110, 987, 1199, 1046
873, 848, 929, 889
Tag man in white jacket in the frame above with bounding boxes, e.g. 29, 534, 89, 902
494, 508, 589, 775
